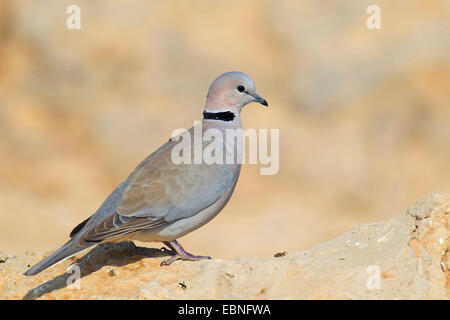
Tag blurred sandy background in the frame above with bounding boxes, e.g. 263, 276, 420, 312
0, 0, 449, 259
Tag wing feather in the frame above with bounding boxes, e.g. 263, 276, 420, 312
83, 128, 238, 242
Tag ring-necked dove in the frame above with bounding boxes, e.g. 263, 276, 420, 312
25, 71, 268, 276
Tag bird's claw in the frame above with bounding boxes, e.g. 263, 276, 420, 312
160, 254, 211, 266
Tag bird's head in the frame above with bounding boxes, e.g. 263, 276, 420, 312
204, 71, 268, 114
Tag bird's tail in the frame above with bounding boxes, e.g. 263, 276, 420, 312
24, 239, 95, 276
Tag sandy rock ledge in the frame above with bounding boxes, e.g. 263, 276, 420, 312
1, 193, 449, 300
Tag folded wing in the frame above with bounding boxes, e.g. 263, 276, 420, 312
84, 136, 236, 242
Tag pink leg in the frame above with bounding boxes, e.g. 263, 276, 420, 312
161, 240, 211, 266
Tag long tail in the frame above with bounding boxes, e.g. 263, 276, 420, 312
24, 239, 95, 276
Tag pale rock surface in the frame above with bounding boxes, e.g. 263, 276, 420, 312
1, 193, 448, 300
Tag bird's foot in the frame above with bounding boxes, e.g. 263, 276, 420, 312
160, 253, 211, 266
160, 240, 211, 266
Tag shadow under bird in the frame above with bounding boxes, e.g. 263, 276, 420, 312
25, 71, 268, 276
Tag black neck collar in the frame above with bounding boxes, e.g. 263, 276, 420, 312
203, 111, 235, 122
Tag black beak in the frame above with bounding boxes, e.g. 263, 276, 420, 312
251, 92, 269, 106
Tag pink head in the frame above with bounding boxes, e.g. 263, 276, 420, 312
204, 71, 268, 114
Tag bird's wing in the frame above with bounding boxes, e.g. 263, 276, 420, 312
84, 131, 237, 242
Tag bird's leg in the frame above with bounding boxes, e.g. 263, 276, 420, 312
162, 241, 176, 253
160, 240, 211, 266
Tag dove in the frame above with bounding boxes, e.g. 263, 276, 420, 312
25, 71, 268, 276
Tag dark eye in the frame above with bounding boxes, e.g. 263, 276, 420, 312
237, 85, 245, 92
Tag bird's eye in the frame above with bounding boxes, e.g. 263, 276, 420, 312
237, 85, 245, 92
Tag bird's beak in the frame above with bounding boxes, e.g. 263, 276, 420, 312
251, 92, 268, 107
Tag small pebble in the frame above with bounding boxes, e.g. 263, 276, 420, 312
274, 251, 287, 258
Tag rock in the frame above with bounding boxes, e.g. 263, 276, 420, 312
0, 251, 8, 264
1, 193, 448, 300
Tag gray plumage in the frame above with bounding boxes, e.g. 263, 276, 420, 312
25, 71, 268, 276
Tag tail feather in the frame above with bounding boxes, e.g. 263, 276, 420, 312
24, 239, 94, 276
